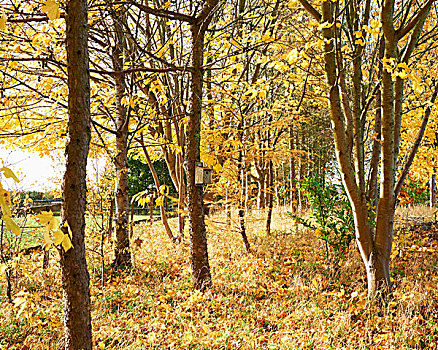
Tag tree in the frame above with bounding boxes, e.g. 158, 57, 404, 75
297, 0, 438, 296
59, 0, 92, 347
109, 6, 132, 268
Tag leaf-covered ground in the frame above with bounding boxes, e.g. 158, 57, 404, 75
1, 208, 438, 349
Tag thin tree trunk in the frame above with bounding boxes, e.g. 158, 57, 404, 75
225, 185, 231, 226
274, 166, 279, 209
130, 201, 134, 238
238, 159, 251, 253
290, 128, 297, 212
60, 0, 92, 347
186, 13, 215, 290
177, 152, 185, 238
149, 194, 154, 223
266, 160, 274, 235
139, 137, 176, 243
257, 176, 265, 209
108, 198, 114, 236
431, 173, 436, 207
112, 10, 131, 268
238, 131, 251, 253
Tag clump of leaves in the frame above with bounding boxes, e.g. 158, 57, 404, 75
398, 175, 429, 206
290, 176, 354, 275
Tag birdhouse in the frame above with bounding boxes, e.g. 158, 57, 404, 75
195, 163, 212, 185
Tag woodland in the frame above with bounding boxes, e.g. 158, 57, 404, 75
1, 0, 438, 349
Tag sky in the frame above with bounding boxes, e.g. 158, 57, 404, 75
0, 148, 63, 192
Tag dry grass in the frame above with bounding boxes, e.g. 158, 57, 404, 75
1, 206, 438, 349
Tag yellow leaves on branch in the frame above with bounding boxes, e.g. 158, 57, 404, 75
42, 0, 61, 21
382, 57, 410, 80
0, 166, 20, 235
36, 211, 73, 252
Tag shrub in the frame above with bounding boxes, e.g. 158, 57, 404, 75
290, 176, 354, 275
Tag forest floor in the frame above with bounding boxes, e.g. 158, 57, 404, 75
1, 206, 438, 349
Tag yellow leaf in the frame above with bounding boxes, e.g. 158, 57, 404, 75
317, 22, 333, 30
261, 34, 274, 42
42, 0, 60, 20
354, 30, 363, 38
0, 166, 19, 182
48, 215, 59, 231
370, 18, 381, 29
98, 342, 105, 350
285, 49, 299, 64
354, 38, 365, 46
0, 13, 6, 30
0, 188, 11, 216
213, 163, 222, 173
156, 196, 164, 207
4, 215, 20, 235
397, 62, 408, 70
0, 263, 7, 275
44, 225, 52, 248
53, 228, 64, 245
62, 234, 73, 252
0, 188, 11, 206
36, 211, 54, 226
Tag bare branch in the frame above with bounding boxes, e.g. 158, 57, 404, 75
297, 0, 322, 22
396, 0, 435, 41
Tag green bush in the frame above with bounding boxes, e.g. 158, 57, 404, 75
290, 176, 354, 274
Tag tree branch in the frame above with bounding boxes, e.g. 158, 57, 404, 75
297, 0, 322, 22
124, 1, 195, 23
394, 82, 438, 197
396, 0, 435, 41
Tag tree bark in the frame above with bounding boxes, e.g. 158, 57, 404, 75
289, 125, 297, 212
60, 0, 92, 347
111, 9, 131, 268
266, 160, 274, 235
238, 144, 251, 253
186, 6, 217, 289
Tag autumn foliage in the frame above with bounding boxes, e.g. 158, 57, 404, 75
1, 0, 438, 348
1, 210, 438, 349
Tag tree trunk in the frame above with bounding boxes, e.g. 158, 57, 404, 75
108, 198, 114, 236
238, 147, 251, 253
266, 160, 273, 235
289, 128, 297, 212
186, 18, 213, 290
430, 173, 436, 207
112, 10, 131, 268
177, 151, 186, 238
257, 176, 265, 209
274, 166, 279, 209
60, 0, 92, 347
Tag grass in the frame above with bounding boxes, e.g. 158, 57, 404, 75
1, 206, 438, 349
